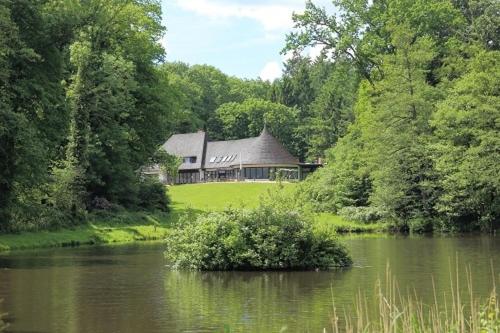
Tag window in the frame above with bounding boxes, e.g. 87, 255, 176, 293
221, 156, 228, 162
263, 167, 269, 179
209, 157, 216, 163
256, 168, 263, 179
183, 156, 197, 164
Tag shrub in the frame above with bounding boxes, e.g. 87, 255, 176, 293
408, 217, 434, 233
164, 202, 352, 270
338, 206, 385, 223
137, 178, 170, 211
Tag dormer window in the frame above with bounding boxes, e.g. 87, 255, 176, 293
183, 156, 197, 163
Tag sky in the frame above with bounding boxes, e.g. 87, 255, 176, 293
161, 0, 333, 81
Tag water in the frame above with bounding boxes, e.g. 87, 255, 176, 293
0, 235, 498, 332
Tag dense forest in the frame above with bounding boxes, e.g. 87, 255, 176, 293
0, 0, 498, 233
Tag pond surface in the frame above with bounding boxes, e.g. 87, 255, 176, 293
0, 235, 499, 332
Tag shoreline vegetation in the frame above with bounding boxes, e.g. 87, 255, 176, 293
329, 265, 499, 333
0, 183, 385, 253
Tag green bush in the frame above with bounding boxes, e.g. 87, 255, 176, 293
164, 202, 352, 270
338, 206, 385, 223
137, 178, 170, 211
408, 217, 434, 233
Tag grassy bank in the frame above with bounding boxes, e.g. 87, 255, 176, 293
0, 211, 174, 252
0, 182, 382, 252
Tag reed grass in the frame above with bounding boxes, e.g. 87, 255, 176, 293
329, 261, 499, 333
0, 299, 7, 332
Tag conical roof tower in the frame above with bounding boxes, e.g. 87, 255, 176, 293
242, 126, 299, 165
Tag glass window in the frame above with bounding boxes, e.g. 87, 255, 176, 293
256, 168, 263, 179
183, 156, 197, 164
263, 168, 269, 179
209, 157, 216, 163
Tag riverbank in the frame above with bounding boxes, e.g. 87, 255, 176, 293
0, 211, 174, 252
0, 183, 383, 252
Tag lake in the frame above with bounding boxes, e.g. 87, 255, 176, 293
0, 235, 498, 332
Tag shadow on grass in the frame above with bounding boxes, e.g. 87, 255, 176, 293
0, 207, 206, 252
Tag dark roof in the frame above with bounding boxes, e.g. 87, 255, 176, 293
205, 127, 298, 169
162, 128, 298, 170
162, 131, 206, 170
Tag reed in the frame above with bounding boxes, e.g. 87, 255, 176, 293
330, 261, 499, 333
0, 299, 7, 332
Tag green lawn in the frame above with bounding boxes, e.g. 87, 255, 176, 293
0, 182, 383, 252
169, 182, 385, 233
169, 182, 297, 211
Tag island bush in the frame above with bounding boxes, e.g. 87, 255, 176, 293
164, 198, 352, 270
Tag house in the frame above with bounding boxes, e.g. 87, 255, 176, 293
147, 127, 320, 184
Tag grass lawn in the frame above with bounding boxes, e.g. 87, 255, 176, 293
169, 182, 385, 233
169, 182, 297, 211
0, 182, 383, 252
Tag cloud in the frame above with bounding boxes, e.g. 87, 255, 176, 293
259, 61, 282, 81
174, 0, 303, 31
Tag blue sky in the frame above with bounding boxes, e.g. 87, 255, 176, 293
161, 0, 332, 81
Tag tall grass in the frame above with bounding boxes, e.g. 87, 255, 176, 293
330, 262, 499, 333
0, 299, 7, 332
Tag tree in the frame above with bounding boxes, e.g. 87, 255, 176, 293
214, 98, 300, 156
432, 50, 500, 230
63, 0, 170, 209
306, 61, 359, 159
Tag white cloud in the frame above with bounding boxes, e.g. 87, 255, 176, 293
259, 61, 282, 81
174, 0, 303, 31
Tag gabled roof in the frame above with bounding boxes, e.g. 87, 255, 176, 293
162, 131, 206, 170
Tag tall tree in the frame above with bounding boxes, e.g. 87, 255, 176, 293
432, 50, 500, 230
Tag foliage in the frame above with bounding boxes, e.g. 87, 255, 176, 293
148, 149, 181, 185
214, 98, 300, 156
338, 206, 385, 224
158, 62, 271, 137
431, 50, 500, 231
137, 178, 170, 211
289, 0, 499, 231
164, 194, 352, 270
0, 0, 173, 231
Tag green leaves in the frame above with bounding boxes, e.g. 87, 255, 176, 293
431, 50, 500, 230
164, 202, 352, 271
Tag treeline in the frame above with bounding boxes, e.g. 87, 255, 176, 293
290, 0, 499, 232
0, 0, 177, 231
162, 58, 359, 161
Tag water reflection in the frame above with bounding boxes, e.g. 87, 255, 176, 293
0, 235, 498, 333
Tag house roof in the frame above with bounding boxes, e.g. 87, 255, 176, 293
161, 131, 206, 170
204, 127, 298, 169
162, 127, 298, 170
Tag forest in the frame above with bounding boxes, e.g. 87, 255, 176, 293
0, 0, 498, 233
